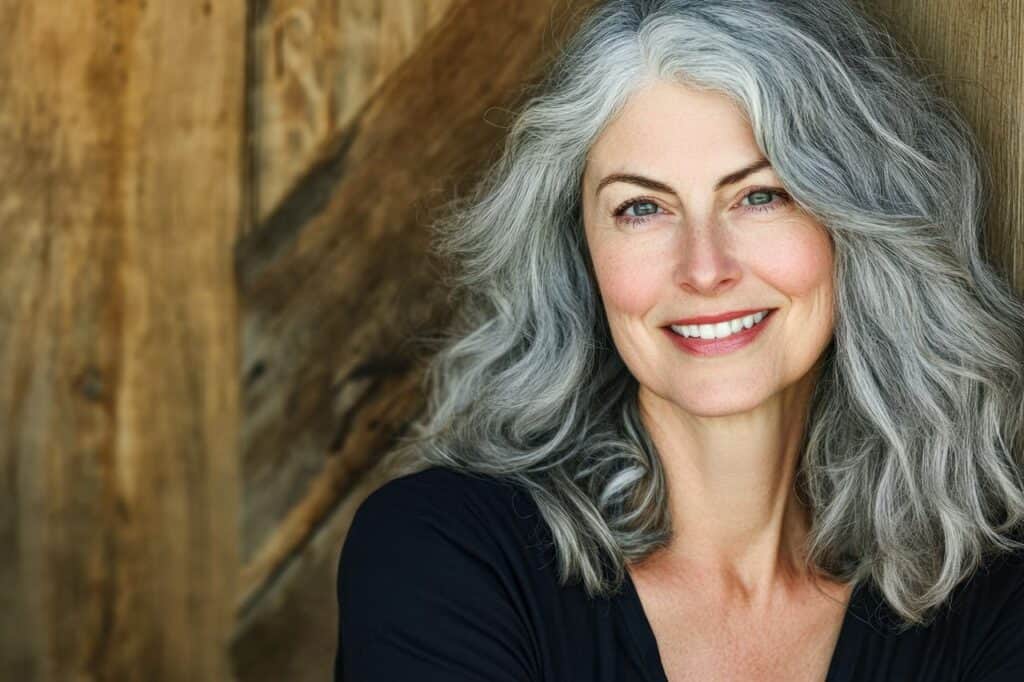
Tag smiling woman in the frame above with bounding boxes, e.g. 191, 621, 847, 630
335, 1, 1024, 680
577, 79, 847, 678
582, 80, 836, 423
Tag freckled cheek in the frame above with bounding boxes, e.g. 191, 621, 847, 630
590, 247, 667, 318
750, 227, 834, 295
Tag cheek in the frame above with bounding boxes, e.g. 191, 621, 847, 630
589, 242, 667, 318
752, 223, 833, 295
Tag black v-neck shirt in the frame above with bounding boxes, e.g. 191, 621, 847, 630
334, 466, 1024, 681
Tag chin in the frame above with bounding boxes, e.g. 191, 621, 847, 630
675, 393, 770, 418
642, 381, 774, 419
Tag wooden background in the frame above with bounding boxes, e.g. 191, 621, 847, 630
0, 1, 1020, 680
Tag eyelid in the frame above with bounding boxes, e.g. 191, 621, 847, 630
735, 185, 791, 208
612, 186, 789, 217
612, 195, 664, 216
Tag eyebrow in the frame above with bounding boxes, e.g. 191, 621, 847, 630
594, 157, 773, 197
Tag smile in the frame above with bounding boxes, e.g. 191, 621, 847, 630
670, 310, 771, 339
664, 309, 777, 357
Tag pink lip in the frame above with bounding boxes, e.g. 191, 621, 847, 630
664, 309, 777, 357
668, 308, 775, 326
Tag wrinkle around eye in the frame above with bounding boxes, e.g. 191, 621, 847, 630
604, 185, 793, 230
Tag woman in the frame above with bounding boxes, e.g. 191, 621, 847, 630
335, 0, 1024, 679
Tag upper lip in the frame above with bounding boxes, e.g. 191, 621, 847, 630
667, 308, 775, 326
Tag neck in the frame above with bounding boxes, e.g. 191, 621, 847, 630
637, 370, 820, 606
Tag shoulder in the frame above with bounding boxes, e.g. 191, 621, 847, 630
956, 543, 1024, 621
344, 466, 539, 548
357, 465, 525, 511
335, 467, 544, 680
340, 465, 554, 588
955, 544, 1024, 680
341, 466, 526, 573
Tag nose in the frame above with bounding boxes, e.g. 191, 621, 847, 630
672, 223, 743, 295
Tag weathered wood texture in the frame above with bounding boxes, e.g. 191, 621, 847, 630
231, 1, 601, 679
0, 1, 245, 680
862, 0, 1024, 289
248, 0, 454, 223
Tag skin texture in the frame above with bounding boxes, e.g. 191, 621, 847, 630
581, 78, 843, 606
581, 79, 850, 678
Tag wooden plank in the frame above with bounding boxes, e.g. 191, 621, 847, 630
863, 0, 1024, 288
231, 1, 600, 679
0, 1, 245, 679
249, 0, 455, 223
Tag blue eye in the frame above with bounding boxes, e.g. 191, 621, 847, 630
611, 187, 792, 229
614, 200, 662, 225
740, 188, 791, 213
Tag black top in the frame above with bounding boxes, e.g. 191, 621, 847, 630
334, 466, 1024, 681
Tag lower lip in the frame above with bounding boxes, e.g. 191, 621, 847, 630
663, 310, 777, 357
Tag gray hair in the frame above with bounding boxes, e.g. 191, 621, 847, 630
381, 0, 1024, 629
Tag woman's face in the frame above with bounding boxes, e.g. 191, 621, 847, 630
581, 79, 835, 417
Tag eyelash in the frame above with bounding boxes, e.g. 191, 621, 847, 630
611, 187, 792, 228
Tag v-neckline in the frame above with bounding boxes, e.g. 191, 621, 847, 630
616, 569, 875, 682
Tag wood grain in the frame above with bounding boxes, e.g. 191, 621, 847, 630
231, 1, 601, 679
0, 1, 245, 679
249, 0, 455, 223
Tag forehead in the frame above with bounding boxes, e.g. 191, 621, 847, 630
585, 80, 761, 180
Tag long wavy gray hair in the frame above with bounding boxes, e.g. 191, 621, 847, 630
381, 0, 1024, 629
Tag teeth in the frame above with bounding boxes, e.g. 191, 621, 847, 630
670, 310, 769, 340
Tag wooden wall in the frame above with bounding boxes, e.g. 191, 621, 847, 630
248, 0, 454, 222
0, 1, 245, 680
0, 1, 1020, 680
232, 2, 605, 678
